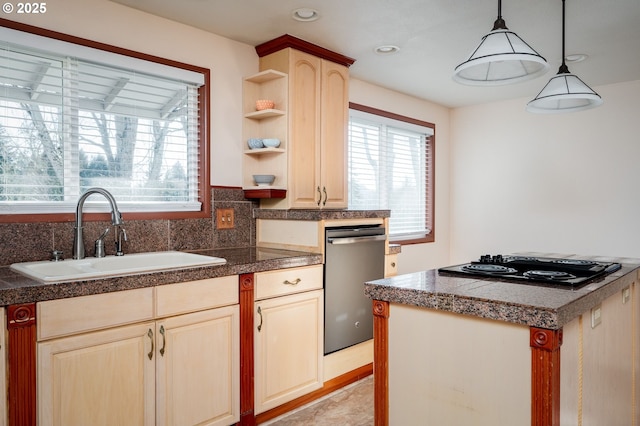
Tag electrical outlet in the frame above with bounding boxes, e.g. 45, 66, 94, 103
216, 208, 234, 229
590, 304, 602, 329
622, 287, 630, 304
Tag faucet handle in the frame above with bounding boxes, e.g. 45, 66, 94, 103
94, 227, 110, 258
51, 250, 64, 262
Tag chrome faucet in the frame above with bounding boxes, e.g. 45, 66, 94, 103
73, 188, 124, 260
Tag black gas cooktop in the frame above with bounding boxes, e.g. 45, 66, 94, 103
438, 254, 622, 288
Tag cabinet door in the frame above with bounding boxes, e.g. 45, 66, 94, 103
580, 286, 634, 425
288, 50, 322, 208
156, 306, 240, 426
38, 322, 155, 426
320, 59, 349, 209
254, 290, 323, 414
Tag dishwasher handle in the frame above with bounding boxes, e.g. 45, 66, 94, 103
327, 234, 386, 245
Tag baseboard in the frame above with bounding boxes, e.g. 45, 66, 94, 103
255, 363, 373, 424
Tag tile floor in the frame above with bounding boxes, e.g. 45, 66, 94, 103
262, 375, 374, 425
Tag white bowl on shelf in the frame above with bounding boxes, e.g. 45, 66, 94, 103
247, 138, 264, 149
253, 174, 275, 186
262, 138, 281, 148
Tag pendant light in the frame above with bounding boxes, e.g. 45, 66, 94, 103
526, 0, 602, 113
453, 0, 549, 86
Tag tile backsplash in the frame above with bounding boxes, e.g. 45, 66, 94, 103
0, 187, 258, 266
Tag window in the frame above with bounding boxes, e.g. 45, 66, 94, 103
0, 22, 209, 219
348, 103, 434, 244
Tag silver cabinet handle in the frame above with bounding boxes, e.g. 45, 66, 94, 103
257, 306, 263, 332
322, 186, 328, 206
316, 186, 322, 206
147, 329, 154, 360
159, 325, 166, 356
283, 278, 301, 286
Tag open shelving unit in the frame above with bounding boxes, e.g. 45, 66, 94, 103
242, 70, 288, 199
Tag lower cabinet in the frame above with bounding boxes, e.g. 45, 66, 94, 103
560, 279, 637, 425
38, 322, 156, 425
254, 266, 324, 414
156, 306, 239, 426
36, 277, 240, 426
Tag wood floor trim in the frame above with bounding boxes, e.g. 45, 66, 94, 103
255, 363, 373, 424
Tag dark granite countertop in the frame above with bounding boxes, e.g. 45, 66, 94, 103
254, 209, 390, 221
365, 253, 640, 329
0, 247, 322, 306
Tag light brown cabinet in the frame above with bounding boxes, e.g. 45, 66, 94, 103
253, 265, 324, 414
37, 277, 240, 426
560, 280, 638, 425
253, 36, 353, 209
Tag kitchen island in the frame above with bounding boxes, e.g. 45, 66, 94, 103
364, 253, 640, 426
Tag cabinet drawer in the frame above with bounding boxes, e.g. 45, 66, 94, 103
155, 275, 238, 317
37, 287, 154, 341
255, 265, 323, 300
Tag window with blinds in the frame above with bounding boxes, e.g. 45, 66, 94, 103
0, 26, 205, 215
348, 105, 435, 243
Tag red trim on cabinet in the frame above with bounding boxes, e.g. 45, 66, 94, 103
7, 303, 37, 426
255, 34, 355, 67
239, 274, 256, 426
372, 300, 390, 426
530, 327, 563, 426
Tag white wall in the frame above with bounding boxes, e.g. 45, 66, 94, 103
450, 80, 640, 262
6, 0, 258, 187
349, 80, 452, 273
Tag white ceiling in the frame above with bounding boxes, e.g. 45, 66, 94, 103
110, 0, 640, 108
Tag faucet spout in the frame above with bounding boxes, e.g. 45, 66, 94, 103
73, 188, 124, 260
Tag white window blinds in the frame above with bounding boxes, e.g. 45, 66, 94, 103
348, 109, 434, 240
0, 28, 204, 214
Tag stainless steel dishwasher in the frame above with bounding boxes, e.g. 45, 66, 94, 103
324, 225, 386, 355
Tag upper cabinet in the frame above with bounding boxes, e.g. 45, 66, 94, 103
245, 35, 354, 209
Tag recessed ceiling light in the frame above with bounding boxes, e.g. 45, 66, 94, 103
374, 45, 400, 55
292, 8, 320, 22
565, 53, 588, 63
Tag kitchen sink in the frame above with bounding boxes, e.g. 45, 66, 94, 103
10, 251, 226, 283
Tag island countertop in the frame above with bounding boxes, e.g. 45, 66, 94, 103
364, 253, 640, 329
0, 247, 322, 306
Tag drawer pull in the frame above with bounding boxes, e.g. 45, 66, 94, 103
147, 329, 154, 360
283, 278, 301, 286
316, 186, 322, 206
159, 325, 166, 356
257, 306, 263, 332
322, 186, 328, 206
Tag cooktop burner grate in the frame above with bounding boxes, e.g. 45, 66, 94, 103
462, 264, 517, 274
523, 270, 577, 281
438, 254, 622, 288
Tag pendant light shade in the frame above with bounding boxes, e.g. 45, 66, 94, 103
453, 0, 549, 86
527, 0, 602, 113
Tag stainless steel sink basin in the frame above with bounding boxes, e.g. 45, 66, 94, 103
10, 251, 226, 283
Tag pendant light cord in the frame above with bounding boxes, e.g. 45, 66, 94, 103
492, 0, 508, 30
559, 0, 570, 73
